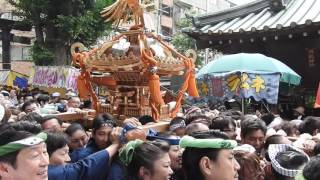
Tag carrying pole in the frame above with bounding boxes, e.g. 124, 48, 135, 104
241, 98, 245, 114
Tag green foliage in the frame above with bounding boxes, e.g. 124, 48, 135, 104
172, 33, 195, 53
172, 10, 203, 67
172, 11, 194, 53
175, 15, 192, 29
8, 0, 49, 23
55, 0, 112, 46
30, 41, 54, 65
7, 0, 113, 65
305, 92, 316, 108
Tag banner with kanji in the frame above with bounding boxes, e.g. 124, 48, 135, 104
31, 66, 80, 91
197, 72, 281, 104
315, 83, 320, 108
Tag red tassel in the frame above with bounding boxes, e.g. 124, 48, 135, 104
148, 73, 165, 105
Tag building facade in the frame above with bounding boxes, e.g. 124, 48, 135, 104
156, 0, 233, 40
184, 0, 320, 113
0, 1, 34, 73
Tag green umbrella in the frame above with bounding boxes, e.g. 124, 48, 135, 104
197, 53, 301, 85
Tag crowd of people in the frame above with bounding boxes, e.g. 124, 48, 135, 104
0, 85, 320, 180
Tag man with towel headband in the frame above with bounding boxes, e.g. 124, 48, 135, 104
0, 124, 49, 180
181, 130, 240, 180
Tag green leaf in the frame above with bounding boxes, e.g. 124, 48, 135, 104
7, 0, 113, 65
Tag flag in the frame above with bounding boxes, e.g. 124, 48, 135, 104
315, 83, 320, 108
6, 71, 28, 88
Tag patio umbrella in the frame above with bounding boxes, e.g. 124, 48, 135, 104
197, 53, 301, 85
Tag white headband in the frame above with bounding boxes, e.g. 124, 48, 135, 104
11, 136, 45, 146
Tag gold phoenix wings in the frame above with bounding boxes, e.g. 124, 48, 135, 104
100, 0, 155, 26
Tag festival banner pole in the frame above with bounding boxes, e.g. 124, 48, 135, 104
241, 98, 245, 114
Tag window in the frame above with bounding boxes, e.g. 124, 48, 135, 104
160, 4, 172, 17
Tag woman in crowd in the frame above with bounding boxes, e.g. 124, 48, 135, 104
46, 132, 71, 165
147, 133, 183, 180
234, 150, 265, 180
65, 123, 89, 152
181, 130, 240, 180
120, 140, 173, 180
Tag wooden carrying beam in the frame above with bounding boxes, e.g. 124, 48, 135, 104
55, 112, 94, 128
141, 121, 170, 133
55, 112, 87, 121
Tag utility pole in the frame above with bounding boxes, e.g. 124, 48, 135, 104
1, 23, 13, 70
205, 48, 209, 64
158, 0, 162, 35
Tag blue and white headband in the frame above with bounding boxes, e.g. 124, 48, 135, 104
169, 121, 186, 132
147, 135, 180, 145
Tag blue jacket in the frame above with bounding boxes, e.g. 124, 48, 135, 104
107, 159, 127, 180
49, 150, 109, 180
70, 139, 99, 163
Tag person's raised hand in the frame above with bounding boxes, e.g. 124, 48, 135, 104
106, 127, 124, 160
110, 127, 123, 145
